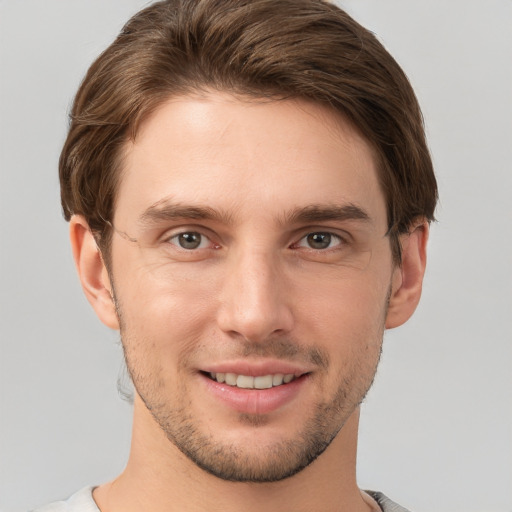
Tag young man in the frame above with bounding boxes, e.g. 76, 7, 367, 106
37, 0, 437, 510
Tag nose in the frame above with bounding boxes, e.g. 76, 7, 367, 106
216, 250, 294, 343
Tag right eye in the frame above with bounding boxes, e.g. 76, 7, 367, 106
295, 231, 345, 250
167, 231, 211, 250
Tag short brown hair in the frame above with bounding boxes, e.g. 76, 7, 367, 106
60, 0, 437, 262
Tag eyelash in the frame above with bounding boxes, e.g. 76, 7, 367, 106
293, 232, 346, 251
166, 231, 218, 251
163, 230, 348, 252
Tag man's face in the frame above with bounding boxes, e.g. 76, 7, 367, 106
108, 92, 396, 481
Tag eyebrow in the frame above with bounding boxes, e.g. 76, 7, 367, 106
137, 199, 371, 228
138, 200, 233, 227
283, 204, 371, 226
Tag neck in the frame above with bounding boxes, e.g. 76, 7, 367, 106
94, 396, 372, 512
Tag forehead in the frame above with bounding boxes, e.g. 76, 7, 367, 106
115, 92, 386, 230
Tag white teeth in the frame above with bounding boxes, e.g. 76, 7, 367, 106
236, 375, 254, 389
272, 374, 284, 386
209, 372, 296, 388
225, 373, 237, 386
254, 375, 273, 389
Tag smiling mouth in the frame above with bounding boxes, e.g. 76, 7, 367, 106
206, 372, 301, 389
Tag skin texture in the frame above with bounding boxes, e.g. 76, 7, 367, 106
70, 92, 428, 512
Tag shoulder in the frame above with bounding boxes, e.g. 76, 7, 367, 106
365, 490, 413, 512
31, 487, 99, 512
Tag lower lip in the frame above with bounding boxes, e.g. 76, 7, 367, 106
201, 373, 308, 415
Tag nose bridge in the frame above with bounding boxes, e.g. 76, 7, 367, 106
217, 245, 293, 342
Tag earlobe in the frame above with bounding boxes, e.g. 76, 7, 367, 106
385, 220, 429, 329
69, 215, 120, 330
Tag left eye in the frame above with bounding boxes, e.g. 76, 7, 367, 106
168, 232, 210, 250
297, 232, 343, 250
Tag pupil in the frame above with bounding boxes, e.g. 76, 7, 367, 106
308, 233, 331, 249
179, 232, 201, 249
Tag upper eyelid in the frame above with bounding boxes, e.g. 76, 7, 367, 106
292, 227, 353, 243
162, 231, 220, 253
167, 232, 213, 250
159, 225, 218, 242
154, 225, 355, 246
293, 231, 345, 248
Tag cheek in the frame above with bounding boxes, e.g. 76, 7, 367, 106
294, 270, 389, 374
297, 270, 390, 332
112, 261, 220, 371
113, 241, 215, 319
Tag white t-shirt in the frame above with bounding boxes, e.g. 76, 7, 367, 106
33, 486, 412, 512
32, 487, 98, 512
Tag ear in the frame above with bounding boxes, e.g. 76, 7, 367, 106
385, 220, 429, 329
69, 215, 120, 330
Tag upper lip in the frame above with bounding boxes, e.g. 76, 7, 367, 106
200, 359, 312, 377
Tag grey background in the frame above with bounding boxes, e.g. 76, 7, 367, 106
1, 1, 511, 511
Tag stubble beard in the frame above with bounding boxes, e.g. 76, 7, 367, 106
155, 380, 375, 483
112, 276, 387, 484
121, 334, 383, 483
